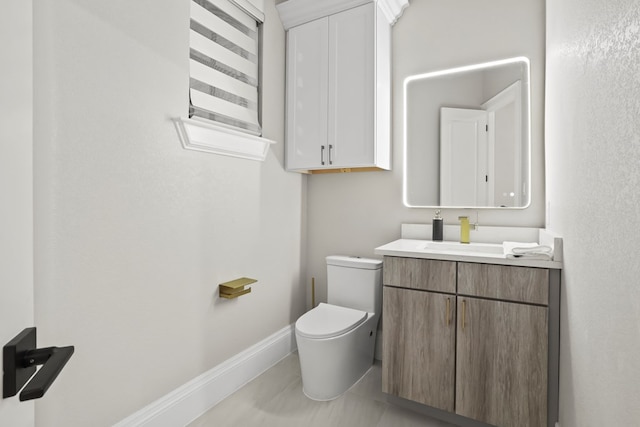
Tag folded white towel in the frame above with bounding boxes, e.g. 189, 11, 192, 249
503, 241, 553, 260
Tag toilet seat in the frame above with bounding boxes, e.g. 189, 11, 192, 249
296, 303, 367, 339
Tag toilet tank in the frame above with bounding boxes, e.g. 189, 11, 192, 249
326, 256, 383, 313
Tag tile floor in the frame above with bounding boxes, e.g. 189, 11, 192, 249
188, 353, 455, 427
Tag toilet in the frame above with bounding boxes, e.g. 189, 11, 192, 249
295, 255, 383, 401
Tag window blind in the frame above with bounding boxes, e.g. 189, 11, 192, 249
189, 0, 261, 135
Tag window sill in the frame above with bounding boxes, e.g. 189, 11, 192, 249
173, 117, 276, 162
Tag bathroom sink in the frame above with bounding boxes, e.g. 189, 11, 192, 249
421, 241, 504, 255
374, 239, 506, 259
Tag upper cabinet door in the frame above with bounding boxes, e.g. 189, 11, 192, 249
327, 4, 375, 168
285, 18, 329, 170
283, 2, 391, 172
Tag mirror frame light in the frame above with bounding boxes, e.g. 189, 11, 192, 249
402, 56, 532, 209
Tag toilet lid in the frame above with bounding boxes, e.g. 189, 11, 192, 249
296, 303, 368, 339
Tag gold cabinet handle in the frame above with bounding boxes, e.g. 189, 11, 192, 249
461, 299, 466, 331
446, 297, 451, 326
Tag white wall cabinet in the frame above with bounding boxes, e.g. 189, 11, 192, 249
281, 1, 393, 173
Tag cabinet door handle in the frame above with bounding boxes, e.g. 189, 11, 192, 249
321, 145, 325, 165
446, 297, 451, 326
461, 299, 466, 331
328, 144, 333, 165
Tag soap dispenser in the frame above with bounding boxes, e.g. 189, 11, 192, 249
432, 210, 443, 241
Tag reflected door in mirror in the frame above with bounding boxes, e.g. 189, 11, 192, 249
440, 108, 488, 206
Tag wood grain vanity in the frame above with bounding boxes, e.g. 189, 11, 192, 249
381, 255, 561, 427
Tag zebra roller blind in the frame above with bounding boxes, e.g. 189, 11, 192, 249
189, 0, 261, 135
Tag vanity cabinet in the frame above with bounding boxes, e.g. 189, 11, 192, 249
382, 257, 559, 427
283, 2, 391, 172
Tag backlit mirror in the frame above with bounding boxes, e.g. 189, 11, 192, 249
403, 57, 531, 208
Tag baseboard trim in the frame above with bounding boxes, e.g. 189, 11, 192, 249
113, 324, 297, 427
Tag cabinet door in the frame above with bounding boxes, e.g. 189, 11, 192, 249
456, 297, 548, 427
382, 287, 455, 411
327, 3, 375, 167
285, 18, 328, 170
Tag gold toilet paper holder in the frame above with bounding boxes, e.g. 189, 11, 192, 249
219, 277, 257, 299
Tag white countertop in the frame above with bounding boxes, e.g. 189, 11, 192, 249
375, 239, 563, 269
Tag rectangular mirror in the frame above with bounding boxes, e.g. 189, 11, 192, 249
403, 57, 531, 208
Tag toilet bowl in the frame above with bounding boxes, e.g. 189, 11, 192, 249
295, 256, 382, 401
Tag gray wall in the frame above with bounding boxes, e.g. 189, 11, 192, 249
545, 0, 640, 425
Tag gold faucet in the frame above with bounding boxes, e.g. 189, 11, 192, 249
458, 213, 478, 244
458, 216, 470, 243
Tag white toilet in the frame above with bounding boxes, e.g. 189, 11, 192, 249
295, 255, 383, 401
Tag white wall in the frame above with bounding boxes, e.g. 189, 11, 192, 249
545, 1, 640, 426
0, 1, 35, 425
32, 1, 305, 425
306, 0, 545, 305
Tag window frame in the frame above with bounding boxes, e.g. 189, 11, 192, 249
175, 0, 275, 161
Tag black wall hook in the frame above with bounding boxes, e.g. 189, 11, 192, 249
3, 327, 74, 401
